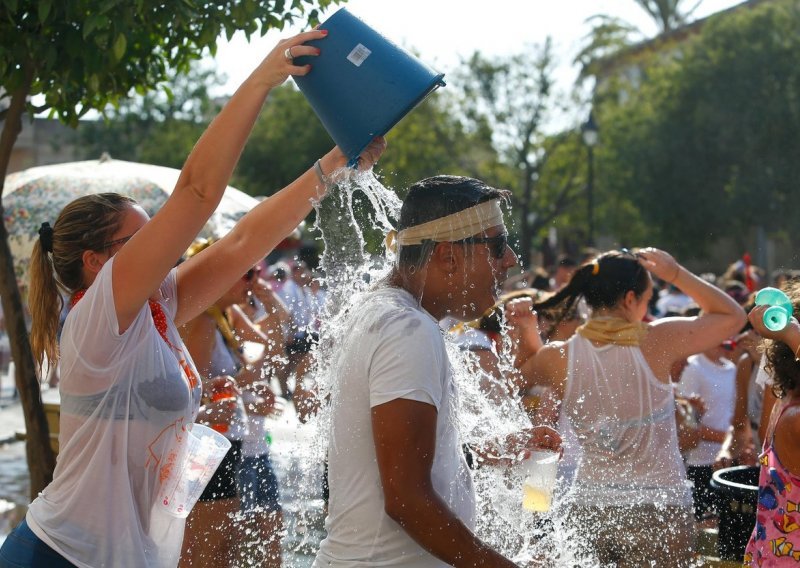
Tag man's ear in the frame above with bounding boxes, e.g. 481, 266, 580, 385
82, 249, 105, 276
431, 242, 459, 275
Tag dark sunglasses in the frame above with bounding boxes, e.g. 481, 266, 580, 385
453, 233, 509, 259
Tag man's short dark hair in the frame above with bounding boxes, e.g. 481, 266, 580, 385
397, 175, 507, 266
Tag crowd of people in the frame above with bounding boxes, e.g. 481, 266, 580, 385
448, 250, 800, 566
1, 28, 799, 568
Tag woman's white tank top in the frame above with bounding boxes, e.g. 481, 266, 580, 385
562, 334, 692, 507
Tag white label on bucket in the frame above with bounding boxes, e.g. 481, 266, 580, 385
347, 44, 372, 67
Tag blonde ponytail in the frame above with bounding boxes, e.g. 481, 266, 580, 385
28, 238, 64, 371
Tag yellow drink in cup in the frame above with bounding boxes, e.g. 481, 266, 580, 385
521, 450, 559, 513
522, 483, 553, 512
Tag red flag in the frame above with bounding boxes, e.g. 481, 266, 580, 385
743, 253, 754, 292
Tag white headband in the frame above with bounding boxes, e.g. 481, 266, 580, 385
385, 200, 504, 253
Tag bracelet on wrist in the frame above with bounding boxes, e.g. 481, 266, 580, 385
668, 265, 682, 284
314, 159, 330, 188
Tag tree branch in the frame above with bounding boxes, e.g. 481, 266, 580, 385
0, 63, 35, 200
29, 103, 51, 115
531, 164, 582, 234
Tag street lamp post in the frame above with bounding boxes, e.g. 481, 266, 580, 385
581, 112, 599, 247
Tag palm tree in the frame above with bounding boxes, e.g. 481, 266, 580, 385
632, 0, 704, 33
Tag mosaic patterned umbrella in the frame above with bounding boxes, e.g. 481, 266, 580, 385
3, 157, 258, 285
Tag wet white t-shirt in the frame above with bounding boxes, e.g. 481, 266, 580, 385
315, 287, 475, 567
677, 353, 737, 467
563, 334, 692, 507
27, 258, 202, 568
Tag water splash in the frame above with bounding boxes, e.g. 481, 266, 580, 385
292, 169, 602, 566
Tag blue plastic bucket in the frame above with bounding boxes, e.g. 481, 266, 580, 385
293, 8, 445, 166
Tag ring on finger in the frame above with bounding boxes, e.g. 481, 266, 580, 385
284, 47, 293, 62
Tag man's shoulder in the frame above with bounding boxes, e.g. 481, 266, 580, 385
348, 288, 440, 342
356, 287, 432, 320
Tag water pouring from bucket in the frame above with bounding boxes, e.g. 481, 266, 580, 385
292, 8, 445, 166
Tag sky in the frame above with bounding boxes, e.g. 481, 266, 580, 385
210, 0, 744, 100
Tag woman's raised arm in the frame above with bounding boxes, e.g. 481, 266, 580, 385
174, 136, 385, 326
112, 30, 327, 331
641, 248, 746, 370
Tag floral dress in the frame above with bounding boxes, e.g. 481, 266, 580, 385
744, 402, 800, 566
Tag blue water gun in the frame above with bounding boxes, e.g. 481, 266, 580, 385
755, 287, 794, 331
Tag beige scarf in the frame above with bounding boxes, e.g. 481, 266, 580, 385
577, 317, 649, 346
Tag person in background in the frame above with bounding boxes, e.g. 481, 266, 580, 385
724, 280, 752, 307
714, 326, 761, 470
178, 241, 282, 567
656, 284, 694, 317
771, 268, 800, 289
720, 257, 764, 292
675, 341, 738, 522
268, 260, 311, 400
552, 255, 578, 291
743, 281, 800, 566
522, 248, 745, 566
0, 28, 386, 568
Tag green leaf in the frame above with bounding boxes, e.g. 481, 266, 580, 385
38, 0, 52, 23
3, 0, 18, 12
84, 14, 108, 39
99, 0, 122, 14
113, 33, 127, 61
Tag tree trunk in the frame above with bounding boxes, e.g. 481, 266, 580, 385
0, 66, 56, 500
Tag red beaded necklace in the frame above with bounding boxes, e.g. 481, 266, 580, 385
71, 290, 199, 389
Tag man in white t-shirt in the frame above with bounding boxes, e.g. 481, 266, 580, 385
676, 344, 737, 519
315, 176, 561, 567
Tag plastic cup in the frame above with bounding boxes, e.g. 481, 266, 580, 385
521, 450, 559, 513
154, 423, 232, 517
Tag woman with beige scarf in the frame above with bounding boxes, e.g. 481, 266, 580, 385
519, 248, 745, 567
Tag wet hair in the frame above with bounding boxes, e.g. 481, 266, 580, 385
763, 280, 800, 399
532, 249, 650, 321
724, 280, 750, 306
29, 193, 136, 370
396, 175, 508, 267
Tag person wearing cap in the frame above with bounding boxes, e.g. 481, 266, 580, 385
314, 175, 561, 568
